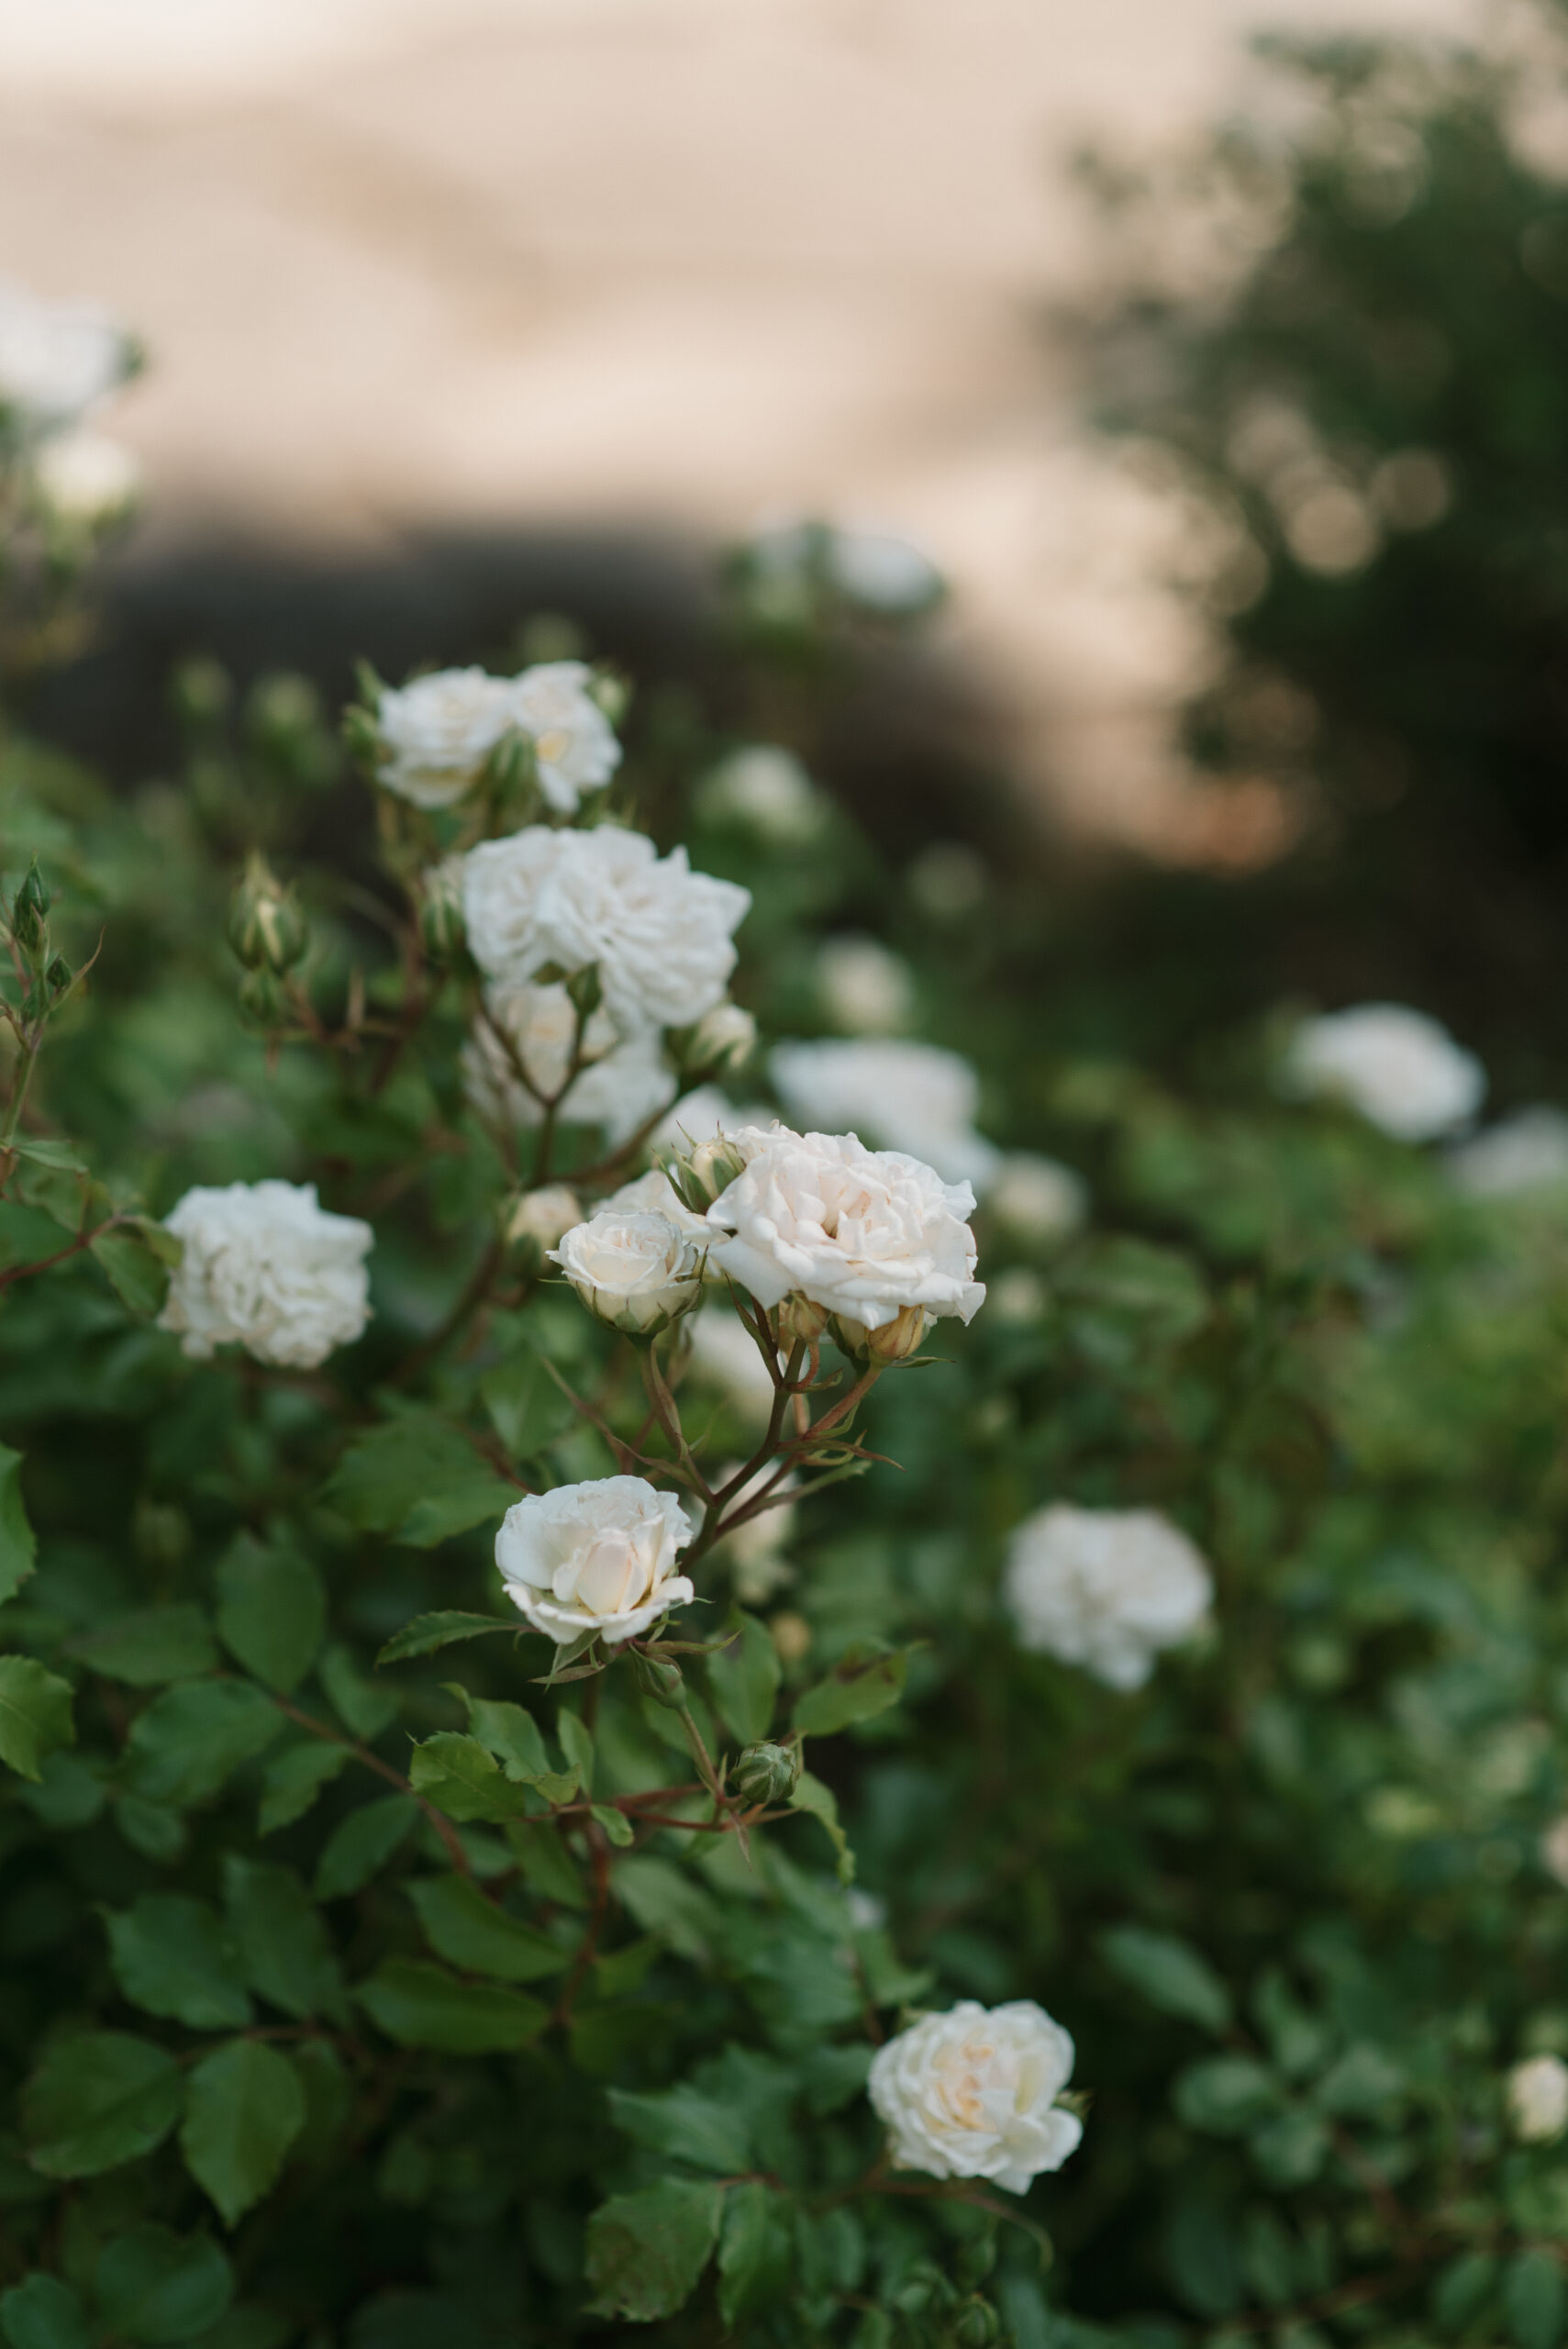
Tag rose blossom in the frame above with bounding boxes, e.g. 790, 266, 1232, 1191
1004, 1503, 1212, 1691
495, 1476, 695, 1646
461, 824, 751, 1037
374, 668, 520, 809
769, 1040, 998, 1189
702, 1123, 984, 1335
507, 660, 621, 814
1508, 2054, 1568, 2143
462, 983, 673, 1147
33, 430, 142, 528
158, 1181, 373, 1370
551, 1208, 704, 1335
868, 2000, 1083, 2193
694, 745, 826, 844
1284, 1003, 1485, 1141
1448, 1107, 1568, 1198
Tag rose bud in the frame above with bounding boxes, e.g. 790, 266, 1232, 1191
730, 1741, 800, 1806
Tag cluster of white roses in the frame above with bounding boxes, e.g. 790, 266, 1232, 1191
372, 661, 621, 815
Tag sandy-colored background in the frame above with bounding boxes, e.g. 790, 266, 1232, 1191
1, 0, 1469, 841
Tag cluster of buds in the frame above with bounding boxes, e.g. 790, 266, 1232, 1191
668, 1001, 757, 1087
417, 859, 467, 966
228, 852, 308, 1029
9, 863, 72, 1018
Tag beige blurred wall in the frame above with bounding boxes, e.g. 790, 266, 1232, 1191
0, 0, 1470, 846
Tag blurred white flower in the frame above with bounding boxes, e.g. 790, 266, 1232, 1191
551, 1207, 704, 1336
817, 935, 916, 1035
463, 983, 673, 1147
695, 745, 826, 844
687, 1302, 782, 1425
990, 1267, 1046, 1325
712, 1460, 798, 1606
680, 1002, 757, 1076
985, 1152, 1088, 1245
1284, 1003, 1485, 1142
32, 429, 142, 527
508, 659, 621, 815
506, 1185, 582, 1252
868, 2000, 1083, 2193
462, 824, 751, 1037
770, 1038, 997, 1188
1508, 2054, 1568, 2143
824, 523, 945, 616
159, 1181, 373, 1371
1448, 1107, 1568, 1198
1004, 1503, 1212, 1691
704, 1123, 984, 1335
0, 280, 134, 440
1541, 1816, 1568, 1888
375, 668, 519, 809
495, 1476, 694, 1647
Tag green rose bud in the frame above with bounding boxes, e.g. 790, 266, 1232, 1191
11, 861, 50, 960
950, 2301, 1003, 2349
629, 1650, 685, 1708
228, 852, 308, 974
237, 967, 292, 1030
730, 1740, 800, 1806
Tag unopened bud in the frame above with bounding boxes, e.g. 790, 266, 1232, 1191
777, 1293, 830, 1348
11, 862, 50, 959
237, 967, 292, 1030
670, 1002, 757, 1084
832, 1304, 928, 1365
228, 852, 308, 974
565, 962, 603, 1021
629, 1650, 685, 1709
950, 2302, 1003, 2349
730, 1740, 800, 1806
661, 1133, 749, 1216
505, 1184, 581, 1260
418, 862, 467, 964
44, 954, 72, 1002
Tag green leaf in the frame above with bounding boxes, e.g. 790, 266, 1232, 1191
18, 1751, 104, 1829
591, 1804, 635, 1847
117, 1798, 187, 1867
317, 1642, 397, 1741
187, 2311, 290, 2349
104, 1895, 252, 2031
325, 1417, 514, 1547
1173, 2055, 1281, 2135
606, 2084, 751, 2175
181, 2042, 306, 2229
613, 1856, 723, 1962
460, 1694, 550, 1776
313, 1794, 418, 1899
1506, 2250, 1565, 2349
556, 1708, 595, 1796
222, 1859, 345, 2023
355, 1957, 549, 2052
789, 1769, 855, 1884
0, 2275, 89, 2349
121, 1681, 283, 1809
585, 2178, 725, 2321
0, 1656, 73, 1781
95, 2224, 232, 2343
375, 1613, 518, 1669
92, 1226, 174, 1319
66, 1606, 218, 1687
20, 2032, 183, 2178
407, 1733, 544, 1824
481, 1346, 576, 1459
706, 1611, 780, 1745
406, 1875, 568, 1983
215, 1535, 326, 1696
0, 1442, 36, 1605
1100, 1926, 1232, 2034
257, 1741, 350, 1836
505, 1820, 587, 1908
793, 1642, 918, 1738
717, 2181, 792, 2328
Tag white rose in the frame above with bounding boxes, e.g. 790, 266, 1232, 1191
769, 1040, 998, 1191
868, 2000, 1083, 2194
460, 824, 751, 1037
825, 522, 945, 616
0, 280, 133, 440
551, 1208, 704, 1335
158, 1181, 373, 1370
32, 430, 142, 528
702, 1123, 984, 1335
816, 936, 915, 1036
695, 746, 826, 844
1284, 1004, 1485, 1142
1508, 2054, 1568, 2143
1004, 1503, 1212, 1691
1448, 1107, 1568, 1198
495, 1475, 695, 1646
463, 984, 673, 1147
507, 660, 621, 815
375, 668, 519, 809
985, 1152, 1087, 1244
